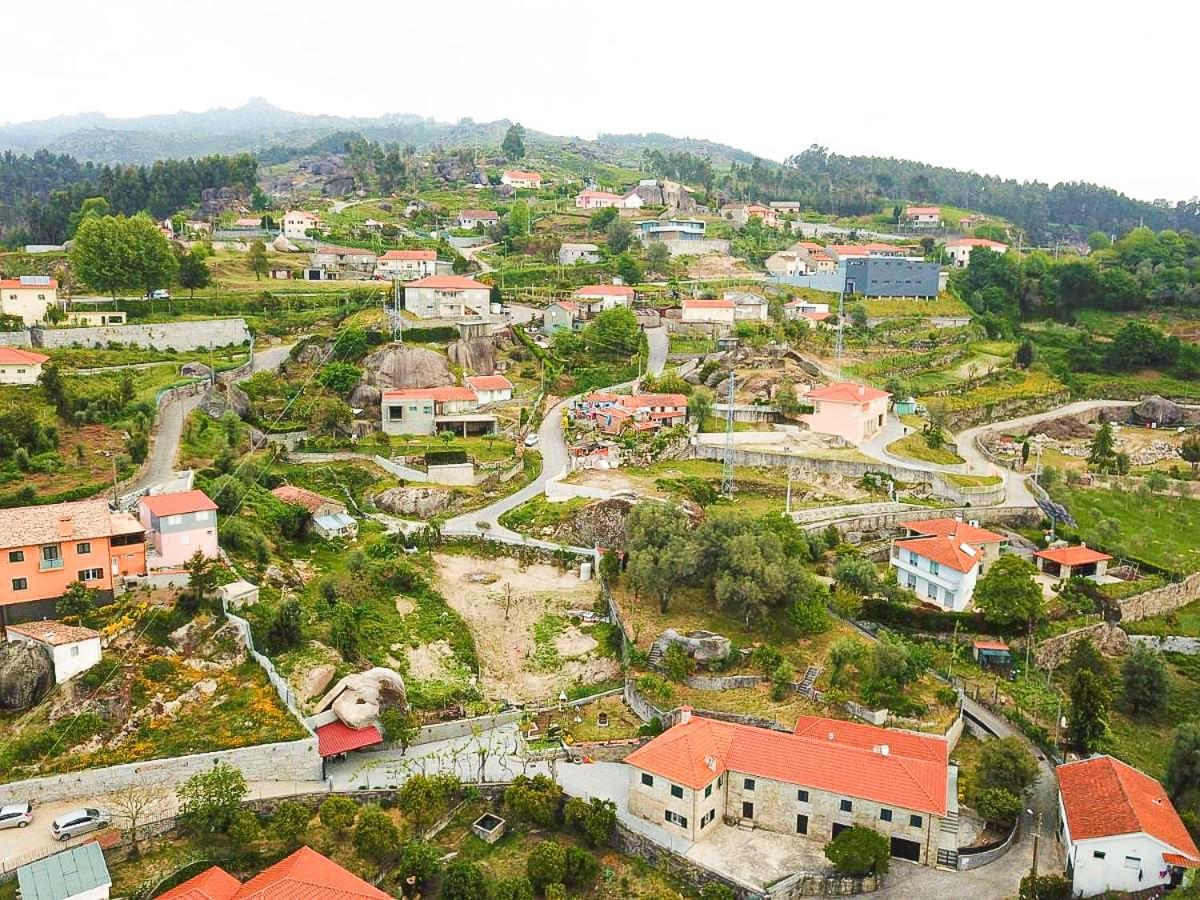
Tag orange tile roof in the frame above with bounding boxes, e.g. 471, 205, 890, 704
577, 190, 623, 200
575, 284, 636, 297
503, 170, 542, 181
235, 846, 391, 900
551, 300, 579, 312
0, 347, 49, 365
407, 275, 489, 291
905, 518, 1006, 545
315, 721, 383, 758
946, 238, 1007, 250
905, 206, 941, 216
157, 866, 241, 900
618, 393, 688, 408
459, 208, 499, 219
682, 298, 734, 309
379, 249, 436, 261
383, 385, 477, 403
1058, 756, 1199, 859
805, 382, 890, 403
139, 490, 218, 517
465, 375, 513, 391
270, 485, 342, 514
0, 499, 141, 550
800, 312, 832, 322
5, 620, 101, 646
1035, 545, 1113, 566
972, 639, 1010, 652
0, 278, 58, 290
627, 714, 948, 814
827, 244, 869, 257
895, 534, 981, 574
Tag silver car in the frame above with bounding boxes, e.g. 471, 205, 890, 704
50, 808, 110, 841
0, 803, 33, 829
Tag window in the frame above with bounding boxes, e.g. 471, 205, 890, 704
907, 551, 918, 565
194, 510, 210, 522
1092, 851, 1106, 860
742, 801, 754, 819
180, 534, 191, 546
704, 783, 713, 799
796, 814, 808, 835
670, 785, 683, 799
70, 646, 80, 657
389, 406, 404, 420
700, 809, 715, 828
909, 815, 923, 828
1124, 856, 1141, 870
76, 542, 91, 554
797, 790, 809, 802
640, 773, 654, 787
743, 778, 756, 791
840, 800, 853, 813
929, 561, 940, 575
77, 568, 103, 581
880, 808, 893, 822
42, 545, 60, 561
8, 550, 23, 563
12, 577, 27, 591
664, 810, 688, 829
907, 573, 917, 589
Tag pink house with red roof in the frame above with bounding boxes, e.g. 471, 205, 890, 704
801, 382, 891, 444
574, 283, 635, 312
624, 709, 951, 864
137, 490, 219, 569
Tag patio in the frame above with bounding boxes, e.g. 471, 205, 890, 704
685, 823, 833, 890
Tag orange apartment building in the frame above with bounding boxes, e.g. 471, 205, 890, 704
0, 499, 146, 625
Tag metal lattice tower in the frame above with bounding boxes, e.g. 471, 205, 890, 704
834, 283, 846, 361
721, 373, 736, 496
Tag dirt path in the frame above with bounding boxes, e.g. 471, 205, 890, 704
431, 554, 616, 704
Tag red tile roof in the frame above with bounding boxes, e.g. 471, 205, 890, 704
827, 244, 870, 258
315, 721, 384, 758
1058, 756, 1199, 860
905, 206, 941, 216
383, 385, 477, 403
459, 208, 499, 219
157, 866, 241, 900
5, 620, 101, 646
503, 170, 542, 181
946, 238, 1007, 250
895, 534, 981, 574
407, 275, 490, 291
575, 284, 636, 297
379, 249, 436, 261
972, 639, 1010, 652
0, 347, 49, 365
905, 518, 1006, 545
618, 393, 687, 409
804, 382, 891, 403
1035, 546, 1113, 566
270, 485, 342, 514
465, 375, 513, 391
682, 298, 735, 309
0, 278, 58, 290
139, 490, 218, 517
577, 190, 623, 201
626, 714, 948, 815
800, 311, 832, 322
551, 300, 579, 312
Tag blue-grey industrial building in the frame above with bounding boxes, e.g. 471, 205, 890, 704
844, 257, 940, 298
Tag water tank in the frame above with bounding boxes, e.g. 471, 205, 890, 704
579, 561, 593, 582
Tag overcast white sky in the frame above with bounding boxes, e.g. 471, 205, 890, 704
5, 0, 1195, 202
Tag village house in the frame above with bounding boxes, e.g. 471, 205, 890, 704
543, 300, 583, 335
903, 206, 942, 227
381, 386, 495, 437
501, 170, 543, 189
309, 246, 378, 275
465, 374, 515, 404
765, 250, 809, 277
890, 518, 1007, 612
721, 203, 779, 227
624, 709, 951, 866
281, 210, 320, 239
137, 490, 219, 570
1058, 755, 1199, 897
1034, 544, 1112, 581
1, 275, 58, 325
680, 297, 736, 326
724, 291, 770, 322
5, 619, 103, 683
579, 391, 688, 435
783, 299, 831, 323
575, 190, 622, 209
0, 499, 146, 625
801, 382, 891, 443
271, 485, 356, 541
458, 208, 499, 230
17, 842, 111, 900
158, 846, 390, 900
944, 237, 1008, 268
574, 283, 635, 313
635, 219, 707, 242
404, 275, 491, 319
0, 346, 49, 385
558, 242, 601, 265
375, 249, 438, 280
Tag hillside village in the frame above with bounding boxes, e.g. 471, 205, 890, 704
0, 102, 1199, 900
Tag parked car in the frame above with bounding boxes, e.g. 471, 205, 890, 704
151, 289, 170, 300
524, 433, 539, 447
51, 808, 110, 841
0, 802, 33, 829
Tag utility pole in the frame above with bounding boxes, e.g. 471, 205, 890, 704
721, 374, 736, 497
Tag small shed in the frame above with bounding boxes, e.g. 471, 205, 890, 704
313, 512, 358, 541
894, 397, 918, 416
18, 842, 112, 900
971, 639, 1012, 669
217, 580, 260, 610
5, 620, 103, 684
315, 720, 383, 758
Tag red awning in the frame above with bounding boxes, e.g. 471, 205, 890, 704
1163, 853, 1200, 868
316, 721, 383, 757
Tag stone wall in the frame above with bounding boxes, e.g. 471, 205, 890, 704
790, 501, 917, 525
1129, 635, 1200, 655
804, 504, 1039, 538
958, 819, 1021, 871
941, 390, 1072, 431
612, 823, 760, 898
0, 331, 32, 348
1119, 572, 1200, 621
1034, 623, 1131, 668
33, 318, 251, 351
0, 739, 321, 803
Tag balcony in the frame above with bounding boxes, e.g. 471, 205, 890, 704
39, 557, 64, 572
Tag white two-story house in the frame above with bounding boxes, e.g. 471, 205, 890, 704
890, 530, 983, 612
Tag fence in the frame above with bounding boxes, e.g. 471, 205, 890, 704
222, 596, 311, 730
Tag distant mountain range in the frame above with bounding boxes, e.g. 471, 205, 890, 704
0, 97, 756, 169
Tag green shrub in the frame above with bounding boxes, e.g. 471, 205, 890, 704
526, 841, 567, 891
824, 826, 890, 877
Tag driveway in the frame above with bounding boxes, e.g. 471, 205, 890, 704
645, 326, 668, 377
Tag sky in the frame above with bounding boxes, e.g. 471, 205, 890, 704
4, 0, 1195, 203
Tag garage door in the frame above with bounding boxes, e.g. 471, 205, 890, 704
890, 836, 921, 862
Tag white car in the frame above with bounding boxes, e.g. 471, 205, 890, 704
0, 802, 33, 829
51, 808, 111, 841
151, 289, 170, 300
523, 433, 540, 447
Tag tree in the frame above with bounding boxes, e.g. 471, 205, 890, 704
177, 250, 211, 299
978, 736, 1039, 796
177, 761, 247, 833
563, 796, 616, 848
354, 804, 400, 863
397, 773, 458, 836
972, 555, 1045, 637
1087, 231, 1112, 252
442, 861, 489, 900
504, 774, 561, 828
789, 592, 830, 636
109, 784, 170, 855
824, 826, 890, 877
330, 601, 363, 659
834, 556, 881, 597
308, 396, 352, 435
1088, 422, 1117, 472
1015, 339, 1035, 368
492, 876, 535, 900
974, 787, 1022, 828
267, 599, 302, 651
1068, 666, 1110, 753
687, 388, 713, 427
1182, 435, 1200, 472
606, 219, 632, 254
1166, 722, 1200, 804
615, 253, 643, 285
271, 801, 311, 848
397, 841, 442, 892
1121, 643, 1168, 716
563, 846, 599, 887
598, 550, 620, 584
318, 795, 358, 834
180, 550, 220, 614
646, 241, 670, 274
379, 707, 420, 752
72, 214, 176, 300
849, 305, 868, 329
316, 362, 362, 394
583, 306, 641, 358
526, 840, 567, 890
39, 362, 68, 416
502, 123, 526, 160
226, 809, 261, 849
247, 239, 269, 280
56, 580, 97, 622
507, 200, 530, 240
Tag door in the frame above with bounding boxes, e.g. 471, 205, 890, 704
742, 801, 754, 820
890, 836, 922, 862
832, 822, 851, 839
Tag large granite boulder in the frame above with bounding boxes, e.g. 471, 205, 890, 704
354, 345, 454, 410
1132, 395, 1184, 427
374, 487, 452, 518
656, 629, 732, 665
0, 641, 54, 710
317, 667, 408, 729
447, 338, 496, 376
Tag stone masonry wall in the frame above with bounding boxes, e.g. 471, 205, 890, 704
1034, 623, 1131, 668
34, 318, 251, 351
1119, 571, 1200, 621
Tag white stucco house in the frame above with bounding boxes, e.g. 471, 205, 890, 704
376, 249, 438, 280
574, 284, 635, 313
501, 170, 543, 189
680, 297, 735, 325
1059, 755, 1199, 897
403, 275, 491, 319
281, 210, 320, 240
0, 346, 50, 385
903, 206, 942, 227
465, 374, 514, 404
944, 237, 1008, 268
5, 619, 103, 683
889, 519, 1005, 611
1, 276, 57, 325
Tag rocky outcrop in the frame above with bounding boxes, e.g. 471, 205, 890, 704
447, 338, 496, 376
354, 345, 453, 409
1132, 395, 1185, 427
317, 667, 407, 729
374, 486, 452, 518
0, 641, 55, 710
200, 382, 251, 420
1034, 622, 1131, 668
570, 499, 633, 549
653, 629, 732, 665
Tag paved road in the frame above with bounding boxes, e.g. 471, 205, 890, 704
859, 412, 965, 473
645, 326, 668, 377
460, 241, 498, 275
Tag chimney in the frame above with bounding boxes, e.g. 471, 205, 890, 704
679, 706, 692, 725
58, 517, 74, 538
880, 744, 890, 757
857, 385, 865, 397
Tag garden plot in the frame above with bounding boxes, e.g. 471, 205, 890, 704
431, 553, 617, 704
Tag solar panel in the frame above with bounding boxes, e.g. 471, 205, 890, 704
19, 275, 51, 286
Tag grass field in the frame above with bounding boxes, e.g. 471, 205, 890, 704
860, 294, 971, 318
886, 433, 965, 465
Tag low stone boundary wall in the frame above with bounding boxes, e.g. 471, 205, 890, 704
803, 504, 1038, 538
613, 822, 762, 898
1119, 571, 1200, 622
33, 318, 251, 351
767, 870, 880, 898
957, 819, 1021, 871
790, 501, 918, 525
0, 331, 33, 348
1034, 622, 1130, 668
